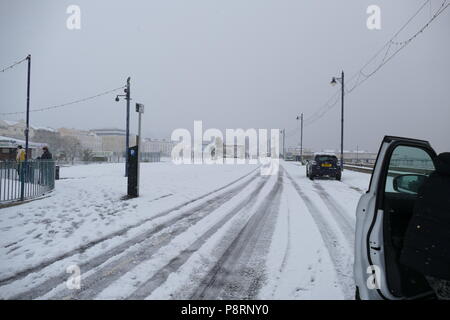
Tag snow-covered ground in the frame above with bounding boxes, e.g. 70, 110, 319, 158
0, 160, 370, 300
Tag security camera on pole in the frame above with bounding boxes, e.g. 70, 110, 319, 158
115, 77, 131, 177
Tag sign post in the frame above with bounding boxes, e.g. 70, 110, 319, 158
136, 103, 144, 197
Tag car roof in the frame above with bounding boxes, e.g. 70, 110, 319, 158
314, 152, 337, 157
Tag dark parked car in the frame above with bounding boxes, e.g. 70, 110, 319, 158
306, 153, 341, 181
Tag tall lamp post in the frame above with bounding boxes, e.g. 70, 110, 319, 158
296, 113, 303, 163
280, 129, 285, 159
116, 77, 131, 176
331, 71, 344, 171
24, 54, 31, 160
20, 54, 31, 201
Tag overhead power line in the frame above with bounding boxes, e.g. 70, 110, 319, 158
345, 0, 449, 94
302, 0, 449, 128
0, 86, 126, 116
0, 56, 27, 73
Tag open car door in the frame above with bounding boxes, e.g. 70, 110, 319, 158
354, 136, 437, 300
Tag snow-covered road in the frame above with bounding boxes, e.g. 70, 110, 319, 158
0, 160, 370, 300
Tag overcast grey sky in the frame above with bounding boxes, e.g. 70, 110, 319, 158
1, 0, 449, 152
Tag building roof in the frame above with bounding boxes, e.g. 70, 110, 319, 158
91, 128, 127, 136
0, 119, 56, 132
0, 136, 48, 149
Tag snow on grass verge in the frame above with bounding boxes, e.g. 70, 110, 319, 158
0, 162, 258, 288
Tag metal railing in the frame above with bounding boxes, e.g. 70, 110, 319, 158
140, 152, 161, 163
0, 160, 56, 203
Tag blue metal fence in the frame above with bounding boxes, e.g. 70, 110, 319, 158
0, 160, 56, 203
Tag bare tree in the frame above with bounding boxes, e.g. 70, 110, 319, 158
82, 149, 94, 162
61, 136, 82, 164
32, 129, 64, 156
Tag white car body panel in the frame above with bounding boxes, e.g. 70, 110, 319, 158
354, 136, 437, 300
354, 141, 390, 299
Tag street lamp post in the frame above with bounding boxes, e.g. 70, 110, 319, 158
116, 77, 131, 177
296, 114, 303, 163
21, 54, 31, 201
356, 145, 359, 164
331, 71, 344, 171
24, 54, 31, 161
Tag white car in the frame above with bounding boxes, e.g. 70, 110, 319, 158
354, 136, 438, 300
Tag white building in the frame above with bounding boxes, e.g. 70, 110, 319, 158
91, 128, 136, 155
58, 128, 102, 151
142, 138, 175, 156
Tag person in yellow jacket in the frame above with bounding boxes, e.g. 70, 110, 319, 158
16, 145, 26, 178
16, 145, 25, 162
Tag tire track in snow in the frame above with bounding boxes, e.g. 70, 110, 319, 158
312, 183, 355, 249
5, 166, 262, 299
51, 174, 271, 300
266, 177, 292, 298
126, 174, 277, 300
348, 186, 365, 194
190, 170, 283, 300
284, 171, 354, 300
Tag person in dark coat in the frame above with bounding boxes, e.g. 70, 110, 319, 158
39, 146, 52, 160
400, 152, 450, 300
37, 146, 53, 185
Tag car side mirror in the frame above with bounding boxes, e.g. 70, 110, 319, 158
392, 174, 427, 194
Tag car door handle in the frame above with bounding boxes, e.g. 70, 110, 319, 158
370, 246, 381, 251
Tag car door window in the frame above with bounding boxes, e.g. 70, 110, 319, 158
385, 145, 435, 194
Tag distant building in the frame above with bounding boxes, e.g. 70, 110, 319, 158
142, 138, 175, 156
0, 120, 33, 140
286, 147, 313, 159
91, 128, 136, 156
0, 135, 47, 160
92, 128, 127, 137
58, 128, 102, 152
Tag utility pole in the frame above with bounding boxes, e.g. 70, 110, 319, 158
300, 113, 303, 164
283, 129, 286, 159
356, 144, 359, 163
331, 71, 345, 171
125, 77, 131, 177
115, 77, 132, 176
21, 54, 31, 201
25, 54, 31, 160
340, 71, 344, 171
